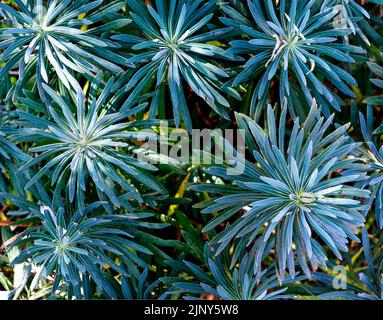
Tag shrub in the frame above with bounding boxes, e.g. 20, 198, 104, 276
0, 0, 382, 301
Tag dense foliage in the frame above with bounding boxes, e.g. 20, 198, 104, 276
1, 0, 383, 300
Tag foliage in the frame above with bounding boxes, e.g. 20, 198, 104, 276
0, 0, 383, 301
221, 0, 366, 119
194, 102, 370, 280
364, 61, 383, 106
0, 0, 130, 103
166, 244, 306, 300
359, 105, 383, 229
0, 124, 29, 192
1, 194, 169, 299
310, 227, 383, 300
112, 0, 242, 130
326, 0, 372, 44
8, 76, 165, 209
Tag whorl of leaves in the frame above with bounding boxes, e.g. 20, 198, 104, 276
7, 76, 165, 209
0, 0, 130, 102
194, 102, 370, 279
5, 200, 168, 299
221, 0, 366, 118
112, 0, 242, 130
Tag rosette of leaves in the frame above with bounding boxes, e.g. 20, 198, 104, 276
112, 0, 241, 131
221, 0, 365, 119
0, 0, 131, 102
4, 200, 167, 299
166, 244, 305, 300
359, 105, 383, 229
9, 76, 165, 209
193, 102, 370, 280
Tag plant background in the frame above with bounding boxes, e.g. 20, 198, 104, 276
0, 0, 383, 300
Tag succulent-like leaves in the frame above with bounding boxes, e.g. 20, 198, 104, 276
0, 0, 130, 102
0, 0, 382, 301
121, 268, 167, 300
167, 244, 305, 300
364, 62, 383, 106
6, 202, 167, 299
0, 122, 29, 192
357, 227, 383, 300
359, 105, 383, 229
222, 0, 365, 118
112, 0, 241, 131
314, 227, 383, 300
194, 102, 370, 279
9, 76, 165, 209
324, 0, 372, 44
